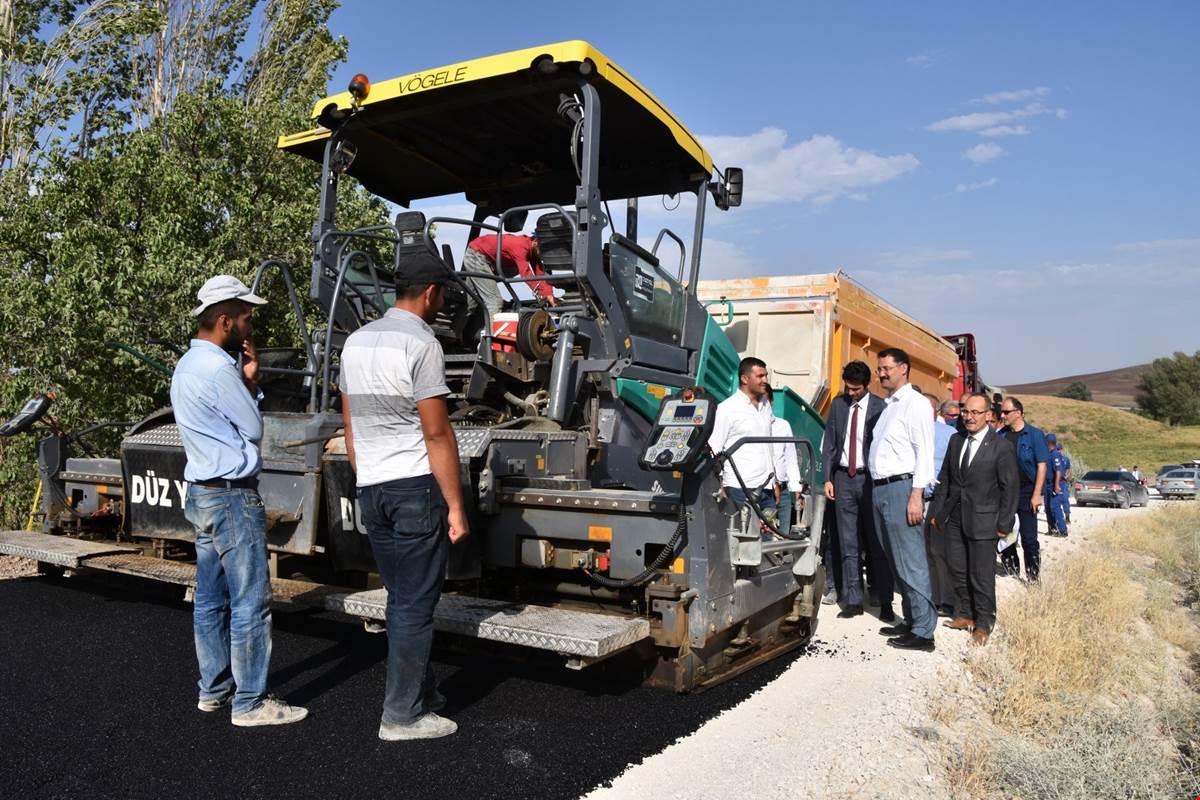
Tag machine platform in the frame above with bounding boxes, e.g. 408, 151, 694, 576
0, 531, 650, 660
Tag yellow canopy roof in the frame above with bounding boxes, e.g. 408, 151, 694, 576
278, 41, 715, 208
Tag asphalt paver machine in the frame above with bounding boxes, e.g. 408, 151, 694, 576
1, 41, 827, 690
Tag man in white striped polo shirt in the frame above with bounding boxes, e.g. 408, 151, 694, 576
339, 251, 470, 741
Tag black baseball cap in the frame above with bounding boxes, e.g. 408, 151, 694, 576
394, 250, 452, 289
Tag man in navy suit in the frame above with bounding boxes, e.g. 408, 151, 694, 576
929, 392, 1020, 646
821, 361, 890, 618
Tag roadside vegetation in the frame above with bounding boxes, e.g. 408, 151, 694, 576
932, 504, 1200, 798
1024, 395, 1200, 474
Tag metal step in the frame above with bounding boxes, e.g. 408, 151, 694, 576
0, 530, 140, 568
328, 590, 650, 658
0, 531, 650, 660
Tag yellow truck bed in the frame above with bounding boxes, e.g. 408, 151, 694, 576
697, 273, 959, 414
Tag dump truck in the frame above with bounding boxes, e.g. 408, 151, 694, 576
0, 41, 827, 691
698, 273, 962, 421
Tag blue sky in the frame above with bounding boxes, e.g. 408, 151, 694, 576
323, 1, 1199, 384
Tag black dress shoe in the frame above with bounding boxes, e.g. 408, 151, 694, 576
879, 606, 896, 622
879, 622, 910, 636
837, 605, 863, 618
887, 633, 935, 651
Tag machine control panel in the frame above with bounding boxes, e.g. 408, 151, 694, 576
638, 390, 717, 471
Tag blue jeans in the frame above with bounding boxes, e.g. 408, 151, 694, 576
184, 485, 273, 715
871, 478, 936, 639
359, 474, 449, 726
725, 485, 778, 541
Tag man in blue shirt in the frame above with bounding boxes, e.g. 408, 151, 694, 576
1044, 435, 1069, 537
171, 275, 307, 727
997, 397, 1049, 581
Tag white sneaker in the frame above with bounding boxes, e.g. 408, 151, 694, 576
231, 696, 309, 727
197, 692, 234, 712
378, 712, 457, 741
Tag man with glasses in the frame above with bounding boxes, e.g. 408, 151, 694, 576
868, 348, 936, 652
929, 393, 1019, 647
997, 397, 1049, 581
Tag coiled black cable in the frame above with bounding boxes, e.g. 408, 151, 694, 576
582, 501, 687, 589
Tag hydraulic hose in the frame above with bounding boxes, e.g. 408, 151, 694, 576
724, 452, 784, 537
583, 502, 687, 589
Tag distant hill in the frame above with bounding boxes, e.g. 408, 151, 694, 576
1005, 363, 1149, 408
1022, 395, 1200, 475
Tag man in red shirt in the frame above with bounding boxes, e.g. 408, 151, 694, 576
462, 232, 557, 315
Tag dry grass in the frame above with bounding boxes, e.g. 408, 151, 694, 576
933, 505, 1200, 799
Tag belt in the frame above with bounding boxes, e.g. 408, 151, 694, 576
833, 466, 868, 476
872, 473, 913, 486
195, 476, 258, 489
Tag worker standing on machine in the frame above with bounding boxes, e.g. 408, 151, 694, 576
710, 357, 778, 537
172, 275, 308, 727
340, 251, 471, 742
462, 230, 558, 315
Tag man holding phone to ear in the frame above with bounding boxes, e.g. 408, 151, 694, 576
172, 275, 308, 727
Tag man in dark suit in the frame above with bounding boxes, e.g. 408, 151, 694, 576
929, 392, 1020, 646
821, 361, 891, 618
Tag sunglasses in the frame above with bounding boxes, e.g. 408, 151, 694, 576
1000, 409, 1020, 416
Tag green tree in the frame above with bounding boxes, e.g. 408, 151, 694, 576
1056, 381, 1093, 402
0, 0, 388, 527
1135, 352, 1200, 426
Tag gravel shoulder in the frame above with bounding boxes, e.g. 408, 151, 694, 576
583, 500, 1155, 800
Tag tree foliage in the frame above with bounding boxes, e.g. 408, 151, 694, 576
1056, 381, 1093, 402
1135, 352, 1200, 427
0, 0, 389, 527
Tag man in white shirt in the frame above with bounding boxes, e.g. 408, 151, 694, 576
710, 357, 777, 535
868, 348, 937, 652
765, 386, 803, 540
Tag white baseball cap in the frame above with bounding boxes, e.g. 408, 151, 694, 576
191, 275, 267, 316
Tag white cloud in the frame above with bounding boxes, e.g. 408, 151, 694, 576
875, 247, 975, 267
926, 102, 1067, 134
1115, 238, 1200, 253
906, 51, 938, 68
971, 87, 1051, 106
978, 125, 1030, 137
963, 143, 1003, 163
955, 178, 998, 193
703, 128, 919, 206
698, 238, 770, 279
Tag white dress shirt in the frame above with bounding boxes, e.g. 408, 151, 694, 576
959, 428, 987, 469
771, 417, 803, 492
839, 393, 871, 470
709, 389, 776, 489
867, 383, 935, 488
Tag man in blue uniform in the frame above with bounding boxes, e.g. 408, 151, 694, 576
1044, 434, 1069, 537
1058, 442, 1072, 525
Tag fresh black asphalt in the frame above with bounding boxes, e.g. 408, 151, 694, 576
0, 573, 807, 799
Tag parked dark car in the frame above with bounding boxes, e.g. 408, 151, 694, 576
1074, 470, 1151, 509
1157, 468, 1200, 500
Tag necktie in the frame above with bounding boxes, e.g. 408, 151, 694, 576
961, 435, 975, 472
848, 403, 860, 477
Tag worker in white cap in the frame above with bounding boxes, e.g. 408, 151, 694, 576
170, 274, 307, 727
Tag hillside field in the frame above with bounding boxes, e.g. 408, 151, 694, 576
1022, 395, 1200, 475
1005, 363, 1148, 408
